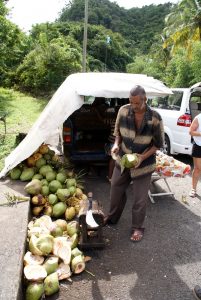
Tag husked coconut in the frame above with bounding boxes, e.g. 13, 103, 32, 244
32, 206, 43, 216
65, 207, 76, 221
24, 179, 42, 195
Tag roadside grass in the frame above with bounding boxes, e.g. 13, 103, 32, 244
0, 88, 48, 171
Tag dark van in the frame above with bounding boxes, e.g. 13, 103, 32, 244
63, 97, 128, 163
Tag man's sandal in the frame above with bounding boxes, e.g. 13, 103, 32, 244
189, 189, 196, 197
130, 228, 144, 242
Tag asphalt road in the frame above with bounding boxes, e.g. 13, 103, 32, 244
48, 155, 201, 300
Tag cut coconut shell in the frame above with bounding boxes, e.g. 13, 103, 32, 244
24, 251, 44, 266
43, 256, 59, 275
53, 237, 71, 264
44, 272, 59, 296
71, 255, 85, 274
29, 235, 43, 256
25, 282, 44, 300
57, 262, 71, 280
24, 265, 47, 281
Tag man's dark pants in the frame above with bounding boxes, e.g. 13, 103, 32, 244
107, 165, 152, 230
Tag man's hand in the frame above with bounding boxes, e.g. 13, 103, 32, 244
133, 154, 144, 168
111, 144, 119, 155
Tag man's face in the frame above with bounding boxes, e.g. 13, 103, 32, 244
129, 94, 146, 113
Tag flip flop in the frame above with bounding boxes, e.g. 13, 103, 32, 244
130, 228, 144, 242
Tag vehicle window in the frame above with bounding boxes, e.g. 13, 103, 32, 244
147, 91, 183, 111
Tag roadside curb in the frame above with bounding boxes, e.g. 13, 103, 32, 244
0, 178, 30, 300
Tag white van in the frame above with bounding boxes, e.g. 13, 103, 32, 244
147, 83, 201, 155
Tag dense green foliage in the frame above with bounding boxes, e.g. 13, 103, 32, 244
0, 0, 30, 87
1, 0, 201, 95
59, 0, 172, 54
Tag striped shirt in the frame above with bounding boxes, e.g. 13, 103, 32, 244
114, 104, 164, 178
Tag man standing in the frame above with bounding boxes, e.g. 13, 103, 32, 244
104, 85, 164, 242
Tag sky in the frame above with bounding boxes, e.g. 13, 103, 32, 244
6, 0, 179, 32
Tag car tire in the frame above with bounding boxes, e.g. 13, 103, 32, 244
164, 134, 170, 155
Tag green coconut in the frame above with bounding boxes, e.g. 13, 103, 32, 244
25, 282, 44, 300
66, 178, 76, 188
35, 157, 46, 169
68, 186, 76, 196
52, 202, 67, 218
43, 256, 59, 275
71, 247, 83, 260
32, 174, 43, 180
49, 180, 62, 193
36, 234, 54, 256
41, 179, 49, 186
39, 165, 53, 177
121, 153, 139, 169
10, 167, 22, 180
56, 188, 70, 202
56, 172, 67, 184
20, 168, 35, 181
67, 221, 79, 237
48, 194, 58, 205
46, 171, 56, 182
41, 185, 49, 196
44, 272, 59, 296
70, 233, 79, 249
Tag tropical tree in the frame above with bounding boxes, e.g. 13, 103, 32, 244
16, 35, 82, 95
190, 41, 201, 83
0, 0, 30, 86
162, 0, 201, 55
164, 48, 193, 87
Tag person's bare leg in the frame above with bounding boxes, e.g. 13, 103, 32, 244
190, 157, 201, 196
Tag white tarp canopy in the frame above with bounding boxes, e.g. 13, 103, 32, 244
0, 72, 173, 178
